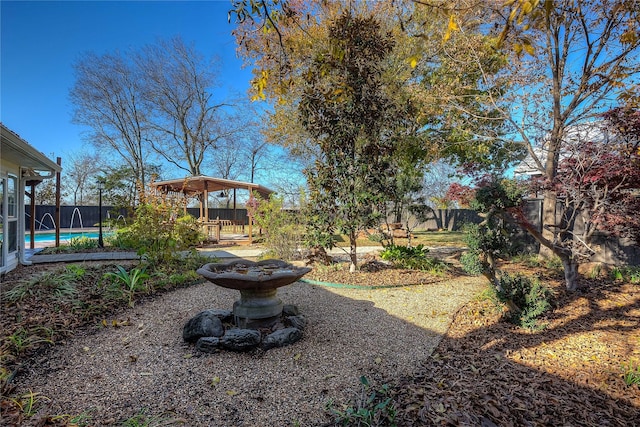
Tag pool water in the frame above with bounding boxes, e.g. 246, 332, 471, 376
25, 231, 111, 243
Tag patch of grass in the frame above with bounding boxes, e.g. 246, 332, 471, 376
44, 412, 94, 426
408, 230, 466, 247
3, 265, 84, 303
9, 389, 49, 418
5, 327, 54, 356
622, 361, 640, 386
332, 230, 466, 249
610, 266, 640, 283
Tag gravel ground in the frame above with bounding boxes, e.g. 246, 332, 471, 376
14, 277, 483, 426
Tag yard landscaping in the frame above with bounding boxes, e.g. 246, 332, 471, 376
0, 247, 638, 426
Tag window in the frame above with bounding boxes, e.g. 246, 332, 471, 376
7, 175, 17, 218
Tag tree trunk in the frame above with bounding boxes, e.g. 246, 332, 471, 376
560, 255, 579, 291
539, 191, 557, 258
349, 231, 358, 273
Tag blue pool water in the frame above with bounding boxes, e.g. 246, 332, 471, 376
25, 231, 110, 243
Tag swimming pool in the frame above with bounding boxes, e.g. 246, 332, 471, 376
25, 231, 112, 244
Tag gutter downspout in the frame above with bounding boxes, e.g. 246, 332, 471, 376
18, 171, 32, 266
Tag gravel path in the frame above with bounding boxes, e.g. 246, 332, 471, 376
15, 277, 484, 426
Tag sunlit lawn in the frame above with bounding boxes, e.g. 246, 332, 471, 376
332, 230, 466, 248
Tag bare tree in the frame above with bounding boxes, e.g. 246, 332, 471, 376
210, 137, 242, 182
65, 151, 102, 205
137, 37, 235, 176
70, 52, 151, 195
209, 100, 278, 180
34, 179, 61, 205
239, 127, 271, 184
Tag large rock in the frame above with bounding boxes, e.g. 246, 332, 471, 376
262, 327, 302, 350
196, 336, 221, 353
220, 329, 262, 351
283, 304, 300, 316
285, 315, 307, 331
183, 310, 226, 342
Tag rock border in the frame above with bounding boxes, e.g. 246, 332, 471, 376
183, 304, 306, 352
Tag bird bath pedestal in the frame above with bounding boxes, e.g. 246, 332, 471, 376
196, 259, 311, 330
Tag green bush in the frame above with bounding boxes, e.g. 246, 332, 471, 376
115, 194, 204, 265
68, 236, 99, 250
248, 193, 304, 260
494, 273, 553, 329
380, 244, 448, 273
460, 251, 484, 276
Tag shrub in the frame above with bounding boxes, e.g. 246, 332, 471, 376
116, 192, 204, 266
494, 273, 553, 329
248, 193, 304, 260
380, 244, 448, 273
68, 236, 99, 250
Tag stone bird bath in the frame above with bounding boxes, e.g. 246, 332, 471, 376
185, 259, 311, 352
197, 259, 311, 327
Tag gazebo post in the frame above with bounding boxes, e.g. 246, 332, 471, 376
233, 188, 237, 231
203, 189, 209, 222
247, 188, 253, 244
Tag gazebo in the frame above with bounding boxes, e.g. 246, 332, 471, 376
154, 176, 274, 244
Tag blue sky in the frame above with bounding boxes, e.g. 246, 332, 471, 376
1, 0, 253, 160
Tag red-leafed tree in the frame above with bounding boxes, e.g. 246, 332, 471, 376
520, 109, 640, 290
444, 183, 475, 208
467, 107, 640, 292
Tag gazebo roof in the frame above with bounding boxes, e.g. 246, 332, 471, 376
154, 176, 274, 199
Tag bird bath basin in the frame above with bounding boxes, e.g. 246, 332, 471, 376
197, 259, 311, 328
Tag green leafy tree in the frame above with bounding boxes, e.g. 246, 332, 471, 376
298, 11, 410, 272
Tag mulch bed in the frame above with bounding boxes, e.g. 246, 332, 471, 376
391, 264, 640, 426
304, 259, 449, 287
